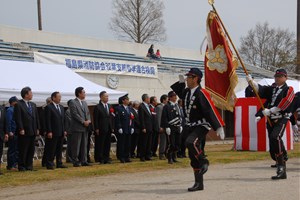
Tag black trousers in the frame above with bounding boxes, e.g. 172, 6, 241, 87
0, 138, 3, 165
117, 133, 131, 161
130, 130, 139, 157
18, 135, 35, 170
166, 127, 181, 156
139, 131, 152, 159
94, 131, 111, 162
151, 130, 159, 155
45, 136, 64, 167
267, 118, 288, 164
185, 126, 209, 170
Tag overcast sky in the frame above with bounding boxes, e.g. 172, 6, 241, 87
0, 0, 297, 50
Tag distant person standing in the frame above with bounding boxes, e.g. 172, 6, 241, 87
157, 94, 168, 160
45, 92, 67, 169
65, 100, 72, 163
150, 96, 159, 157
161, 91, 182, 164
0, 102, 8, 175
130, 101, 140, 158
138, 94, 153, 161
115, 94, 134, 163
14, 87, 40, 171
69, 87, 91, 167
93, 91, 114, 164
6, 96, 18, 171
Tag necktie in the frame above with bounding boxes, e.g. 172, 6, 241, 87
105, 104, 109, 114
186, 90, 191, 107
56, 104, 61, 114
27, 102, 32, 114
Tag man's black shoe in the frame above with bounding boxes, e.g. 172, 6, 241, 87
57, 165, 68, 169
81, 162, 92, 166
46, 166, 54, 170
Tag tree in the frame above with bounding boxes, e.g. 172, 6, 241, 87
109, 0, 166, 44
239, 22, 297, 72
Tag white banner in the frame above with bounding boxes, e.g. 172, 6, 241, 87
34, 52, 158, 78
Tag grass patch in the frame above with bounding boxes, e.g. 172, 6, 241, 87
0, 142, 299, 188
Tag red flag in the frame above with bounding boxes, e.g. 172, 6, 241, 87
205, 11, 238, 112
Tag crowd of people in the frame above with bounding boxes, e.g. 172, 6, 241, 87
0, 67, 299, 192
0, 86, 190, 173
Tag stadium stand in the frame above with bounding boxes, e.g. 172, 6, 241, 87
0, 39, 271, 79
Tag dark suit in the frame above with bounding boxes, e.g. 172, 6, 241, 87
150, 104, 160, 156
138, 102, 153, 160
93, 102, 114, 163
65, 108, 72, 162
69, 98, 90, 165
45, 103, 65, 167
14, 99, 40, 170
115, 105, 134, 162
0, 106, 7, 164
130, 108, 140, 157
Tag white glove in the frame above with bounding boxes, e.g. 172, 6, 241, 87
292, 125, 299, 134
270, 107, 280, 114
262, 109, 271, 116
216, 127, 225, 140
179, 75, 185, 83
255, 116, 261, 123
131, 128, 134, 134
179, 126, 183, 133
118, 129, 123, 134
297, 120, 300, 126
166, 128, 171, 136
246, 74, 253, 82
246, 74, 258, 91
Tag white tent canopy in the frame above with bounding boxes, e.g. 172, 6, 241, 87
0, 60, 127, 106
236, 78, 300, 98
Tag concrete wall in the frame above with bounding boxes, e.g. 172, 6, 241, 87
0, 24, 203, 60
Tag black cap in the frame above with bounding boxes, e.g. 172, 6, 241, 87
9, 96, 18, 104
168, 91, 176, 97
118, 94, 129, 104
185, 68, 203, 79
274, 68, 287, 77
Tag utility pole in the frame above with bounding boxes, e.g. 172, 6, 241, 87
37, 0, 42, 30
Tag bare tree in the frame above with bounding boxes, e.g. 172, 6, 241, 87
240, 22, 297, 72
109, 0, 166, 44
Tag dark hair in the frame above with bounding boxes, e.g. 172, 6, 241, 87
51, 91, 60, 100
196, 77, 201, 84
150, 96, 157, 104
160, 94, 168, 103
21, 87, 31, 98
67, 99, 72, 107
99, 91, 107, 97
75, 87, 84, 97
142, 94, 149, 101
178, 99, 182, 104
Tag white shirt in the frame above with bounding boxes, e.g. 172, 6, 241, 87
189, 86, 199, 101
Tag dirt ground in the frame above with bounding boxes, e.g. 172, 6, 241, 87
0, 158, 299, 200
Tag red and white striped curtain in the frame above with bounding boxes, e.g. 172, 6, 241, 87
234, 98, 293, 151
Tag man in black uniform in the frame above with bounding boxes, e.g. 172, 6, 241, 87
247, 68, 295, 179
171, 68, 225, 191
290, 92, 299, 142
161, 91, 182, 164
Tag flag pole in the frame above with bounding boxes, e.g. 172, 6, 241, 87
208, 1, 272, 126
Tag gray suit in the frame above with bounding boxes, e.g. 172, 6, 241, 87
156, 103, 166, 156
69, 98, 91, 165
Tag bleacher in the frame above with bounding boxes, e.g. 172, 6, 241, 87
0, 39, 271, 79
0, 40, 33, 62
